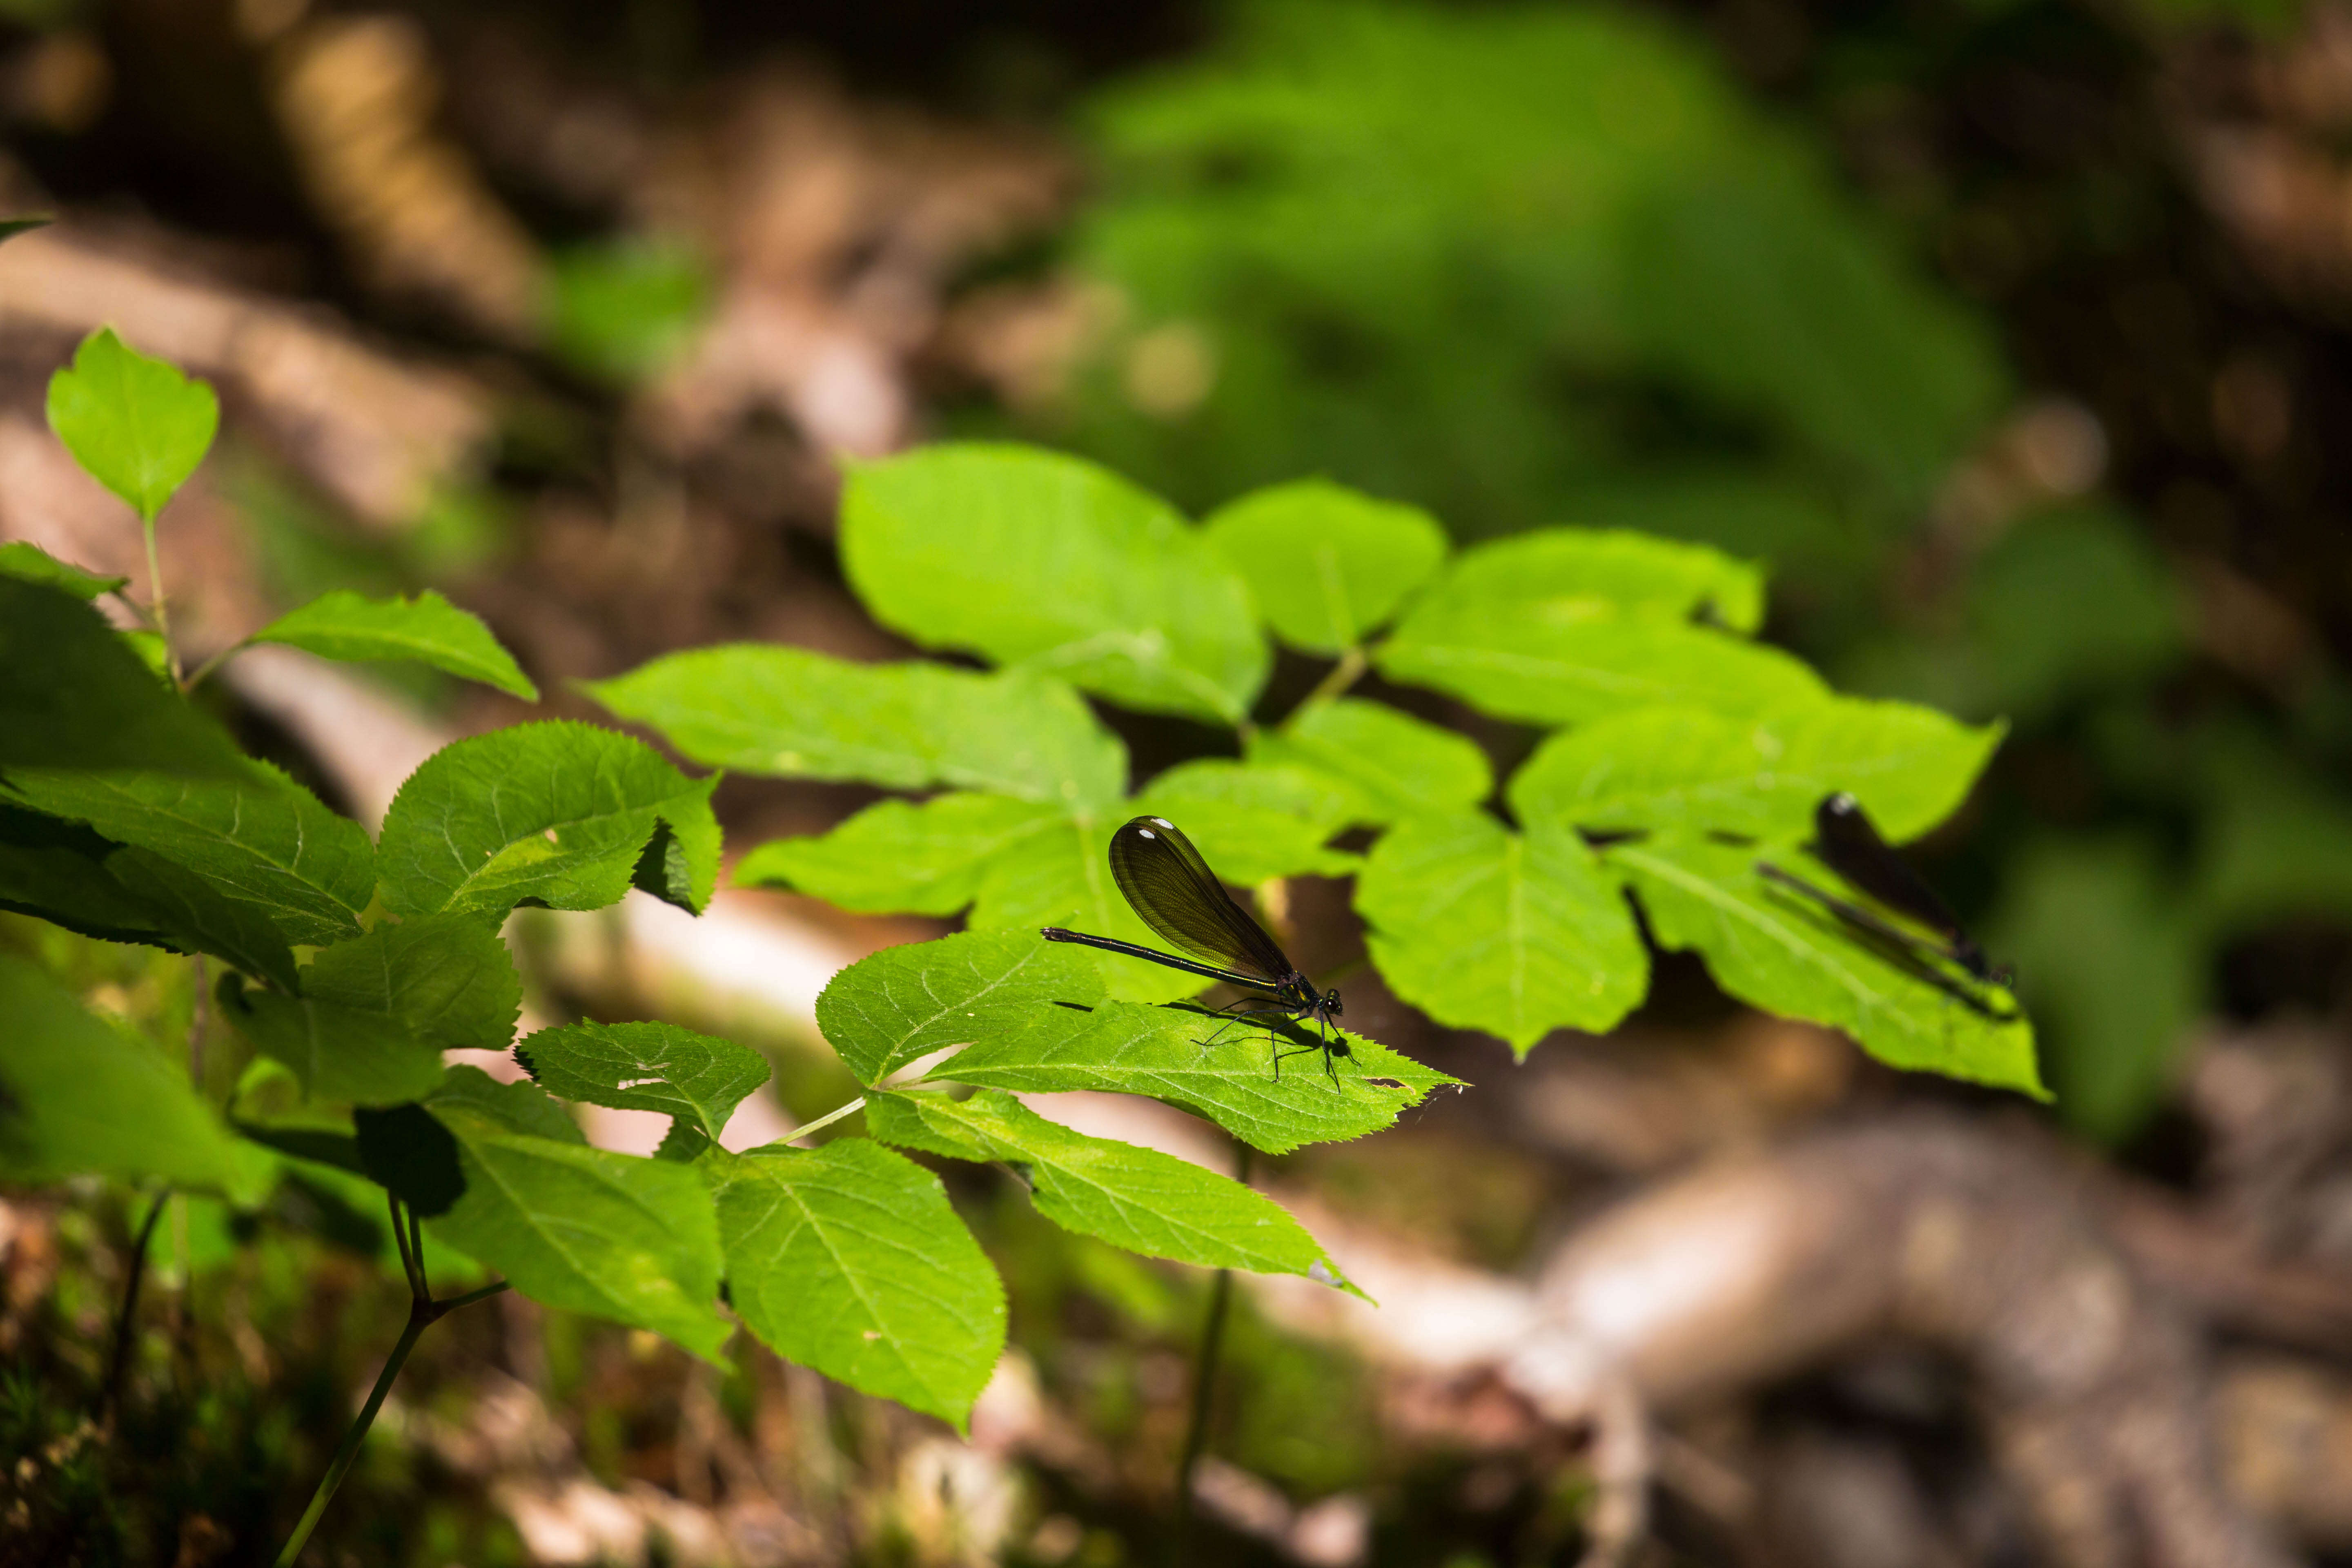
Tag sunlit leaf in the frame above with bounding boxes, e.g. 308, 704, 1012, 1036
705, 1138, 1004, 1428
1202, 477, 1448, 653
1244, 697, 1493, 824
1356, 811, 1647, 1053
815, 929, 1107, 1087
868, 1088, 1361, 1291
517, 1020, 770, 1146
841, 444, 1267, 724
251, 590, 538, 700
376, 722, 720, 919
735, 793, 1066, 915
0, 541, 125, 601
45, 326, 219, 523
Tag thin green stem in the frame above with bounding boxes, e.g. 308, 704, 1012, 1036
387, 1193, 425, 1302
182, 639, 249, 693
1173, 1143, 1254, 1559
406, 1206, 427, 1298
789, 1096, 866, 1144
1299, 644, 1369, 710
140, 518, 180, 686
271, 1276, 510, 1567
101, 1186, 171, 1423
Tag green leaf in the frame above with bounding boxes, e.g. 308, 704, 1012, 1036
816, 929, 1107, 1087
424, 1094, 729, 1360
704, 1137, 1005, 1428
0, 580, 246, 776
376, 722, 720, 919
544, 236, 710, 385
1356, 811, 1648, 1053
1201, 478, 1448, 653
222, 915, 518, 1105
0, 217, 50, 245
45, 327, 220, 523
4, 758, 375, 947
930, 1002, 1462, 1155
1508, 699, 2004, 842
1377, 601, 1824, 727
587, 648, 1125, 808
841, 444, 1267, 724
432, 1062, 585, 1142
250, 590, 539, 700
1244, 697, 1493, 825
869, 1088, 1360, 1290
1129, 760, 1359, 883
1606, 834, 2044, 1097
517, 1020, 769, 1147
736, 793, 1066, 915
0, 805, 297, 987
965, 816, 1213, 1004
0, 541, 125, 601
1426, 527, 1766, 635
0, 952, 264, 1199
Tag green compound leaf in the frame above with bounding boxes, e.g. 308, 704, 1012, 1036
0, 804, 297, 988
929, 1002, 1462, 1155
1606, 834, 2044, 1097
1129, 760, 1359, 883
1430, 528, 1767, 634
841, 444, 1267, 725
517, 1020, 770, 1147
0, 952, 265, 1199
1244, 697, 1494, 826
1508, 699, 2005, 843
4, 758, 375, 948
251, 590, 539, 700
736, 793, 1065, 916
221, 914, 520, 1105
705, 1137, 1005, 1430
965, 816, 1214, 1005
588, 647, 1126, 810
0, 580, 247, 776
1201, 478, 1448, 654
425, 1094, 729, 1361
868, 1088, 1360, 1292
0, 541, 126, 601
1377, 601, 1824, 728
45, 327, 220, 523
1356, 811, 1648, 1054
376, 722, 720, 919
816, 929, 1107, 1088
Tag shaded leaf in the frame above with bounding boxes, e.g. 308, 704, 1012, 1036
376, 722, 720, 919
517, 1020, 769, 1145
1606, 834, 2043, 1096
929, 1002, 1461, 1155
816, 929, 1107, 1087
0, 541, 125, 600
841, 444, 1267, 724
0, 580, 246, 776
0, 217, 49, 244
705, 1137, 1005, 1428
868, 1088, 1359, 1291
251, 590, 539, 700
588, 648, 1127, 809
1243, 697, 1493, 824
1356, 811, 1648, 1053
5, 757, 374, 947
736, 793, 1065, 915
1201, 478, 1448, 653
45, 327, 219, 522
0, 952, 265, 1199
1508, 699, 2003, 842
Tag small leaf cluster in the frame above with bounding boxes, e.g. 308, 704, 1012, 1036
599, 443, 2041, 1095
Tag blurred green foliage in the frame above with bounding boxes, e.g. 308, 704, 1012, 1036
543, 236, 712, 386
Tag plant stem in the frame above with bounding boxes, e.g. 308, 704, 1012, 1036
1174, 1143, 1254, 1558
100, 1185, 171, 1423
271, 1274, 511, 1567
1300, 644, 1369, 708
789, 1096, 866, 1144
140, 518, 181, 686
181, 639, 247, 693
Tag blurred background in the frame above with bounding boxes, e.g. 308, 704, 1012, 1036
7, 0, 2352, 1563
